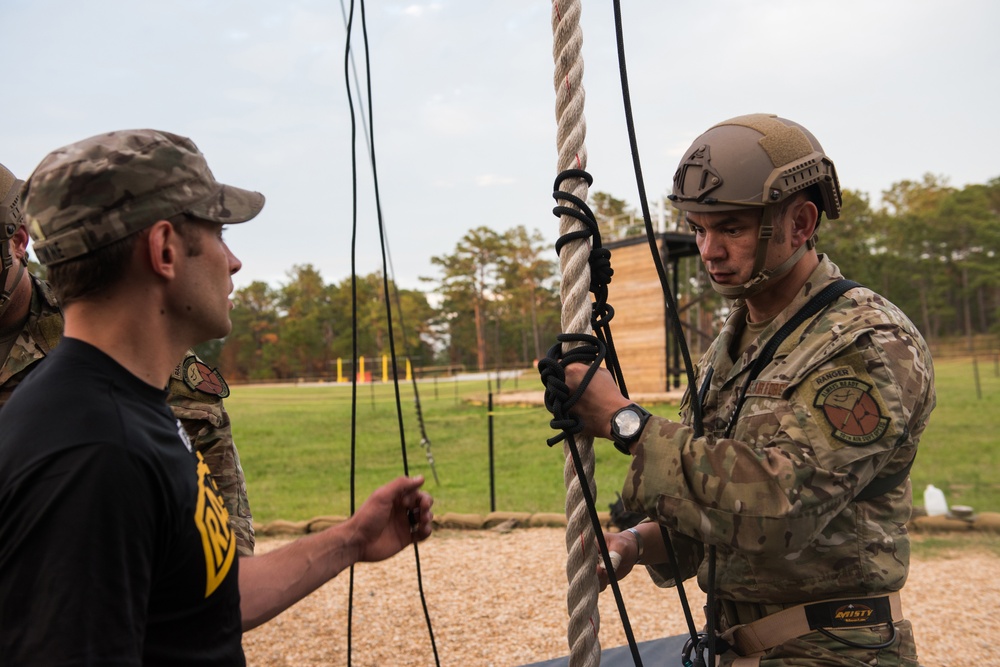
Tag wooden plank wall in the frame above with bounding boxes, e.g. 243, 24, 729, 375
604, 240, 668, 394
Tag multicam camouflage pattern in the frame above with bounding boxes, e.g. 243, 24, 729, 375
723, 620, 918, 666
622, 256, 934, 663
168, 353, 254, 556
21, 129, 264, 266
0, 277, 255, 555
0, 276, 62, 406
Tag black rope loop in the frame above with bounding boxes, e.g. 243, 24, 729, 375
589, 246, 614, 293
551, 207, 598, 255
588, 246, 615, 335
538, 333, 606, 447
551, 169, 621, 356
549, 165, 639, 664
553, 167, 594, 190
591, 300, 614, 332
552, 169, 602, 256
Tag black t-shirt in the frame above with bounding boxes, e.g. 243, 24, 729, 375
0, 338, 243, 666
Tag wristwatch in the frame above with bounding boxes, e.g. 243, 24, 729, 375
610, 403, 651, 455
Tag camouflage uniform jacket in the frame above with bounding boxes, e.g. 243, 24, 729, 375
623, 256, 935, 604
0, 275, 255, 556
0, 275, 63, 407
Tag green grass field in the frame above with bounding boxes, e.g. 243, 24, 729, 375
226, 358, 1000, 524
911, 356, 1000, 512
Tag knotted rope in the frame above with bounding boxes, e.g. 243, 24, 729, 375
541, 175, 645, 666
551, 2, 600, 665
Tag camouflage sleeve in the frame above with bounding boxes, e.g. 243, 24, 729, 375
167, 354, 255, 556
622, 324, 934, 557
642, 528, 704, 588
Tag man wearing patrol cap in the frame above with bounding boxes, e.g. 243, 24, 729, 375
0, 129, 434, 665
560, 114, 934, 665
0, 158, 257, 557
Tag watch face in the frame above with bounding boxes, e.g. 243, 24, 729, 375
615, 408, 642, 438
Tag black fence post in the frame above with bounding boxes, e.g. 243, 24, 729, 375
973, 355, 982, 400
488, 392, 496, 513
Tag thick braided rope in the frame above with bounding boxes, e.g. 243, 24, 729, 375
551, 2, 600, 666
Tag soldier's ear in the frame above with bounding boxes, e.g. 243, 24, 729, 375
788, 198, 819, 248
11, 225, 29, 258
146, 220, 178, 280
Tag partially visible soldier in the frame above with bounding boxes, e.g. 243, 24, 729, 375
0, 161, 254, 556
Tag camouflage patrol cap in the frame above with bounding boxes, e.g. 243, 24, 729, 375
22, 129, 265, 266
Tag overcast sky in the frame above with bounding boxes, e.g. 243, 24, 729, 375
3, 0, 998, 292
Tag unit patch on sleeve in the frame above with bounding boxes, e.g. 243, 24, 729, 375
813, 375, 890, 445
181, 356, 230, 398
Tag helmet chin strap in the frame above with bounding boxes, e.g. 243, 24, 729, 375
710, 206, 813, 300
0, 251, 27, 320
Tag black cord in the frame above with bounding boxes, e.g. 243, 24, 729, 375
343, 2, 359, 662
545, 160, 653, 666
552, 170, 628, 394
356, 1, 440, 663
610, 2, 709, 664
609, 1, 700, 421
816, 624, 897, 650
343, 1, 439, 664
356, 2, 440, 662
538, 334, 643, 667
337, 0, 440, 486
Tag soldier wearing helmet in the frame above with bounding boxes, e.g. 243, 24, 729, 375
561, 114, 935, 665
670, 114, 841, 301
0, 164, 30, 323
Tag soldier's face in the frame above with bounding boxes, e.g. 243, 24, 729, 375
686, 209, 764, 287
686, 206, 803, 290
170, 219, 242, 341
1, 227, 29, 300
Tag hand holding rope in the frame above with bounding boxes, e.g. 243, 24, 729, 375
539, 333, 644, 667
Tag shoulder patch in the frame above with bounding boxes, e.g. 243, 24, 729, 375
813, 377, 889, 445
178, 356, 230, 398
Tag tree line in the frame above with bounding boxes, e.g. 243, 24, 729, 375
189, 174, 997, 380
212, 225, 564, 381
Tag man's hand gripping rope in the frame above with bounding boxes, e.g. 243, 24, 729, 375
538, 333, 606, 448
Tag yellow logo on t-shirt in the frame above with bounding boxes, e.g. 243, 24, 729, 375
195, 452, 236, 597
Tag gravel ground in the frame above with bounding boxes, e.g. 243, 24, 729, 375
243, 528, 999, 667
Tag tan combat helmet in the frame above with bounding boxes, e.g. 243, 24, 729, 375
668, 113, 842, 298
0, 162, 27, 318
